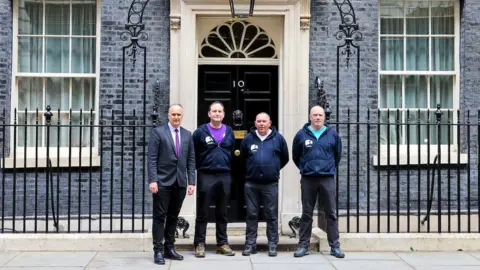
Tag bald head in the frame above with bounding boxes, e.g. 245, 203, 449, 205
168, 104, 184, 128
255, 112, 272, 136
309, 106, 325, 130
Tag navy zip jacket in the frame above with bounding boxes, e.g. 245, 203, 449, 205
240, 128, 289, 184
292, 123, 342, 176
192, 123, 235, 173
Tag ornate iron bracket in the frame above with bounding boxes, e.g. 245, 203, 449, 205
121, 0, 150, 69
174, 217, 190, 238
288, 216, 301, 238
333, 0, 363, 68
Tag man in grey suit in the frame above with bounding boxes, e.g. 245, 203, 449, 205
148, 104, 196, 265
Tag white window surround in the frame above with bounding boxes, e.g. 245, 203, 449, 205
376, 0, 462, 165
170, 0, 311, 233
5, 0, 102, 168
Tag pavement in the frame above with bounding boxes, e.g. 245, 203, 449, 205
1, 250, 480, 269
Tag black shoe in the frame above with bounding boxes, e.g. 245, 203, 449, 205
242, 246, 257, 256
268, 246, 277, 257
294, 247, 310, 257
330, 247, 345, 258
164, 248, 184, 260
154, 252, 165, 265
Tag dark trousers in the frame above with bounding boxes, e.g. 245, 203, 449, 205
244, 181, 278, 247
152, 182, 186, 252
299, 175, 339, 248
194, 172, 231, 247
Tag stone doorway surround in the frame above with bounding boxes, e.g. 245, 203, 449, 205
169, 0, 311, 234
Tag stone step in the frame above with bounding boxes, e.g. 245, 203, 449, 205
205, 222, 267, 236
172, 235, 318, 252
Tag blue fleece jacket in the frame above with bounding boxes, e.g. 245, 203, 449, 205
240, 128, 289, 184
292, 123, 342, 176
192, 123, 235, 173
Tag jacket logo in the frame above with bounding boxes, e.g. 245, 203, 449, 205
305, 140, 313, 148
205, 136, 215, 145
250, 144, 258, 153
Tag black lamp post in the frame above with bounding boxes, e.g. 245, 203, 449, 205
229, 0, 255, 19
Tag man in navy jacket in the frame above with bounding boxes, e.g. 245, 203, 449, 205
292, 105, 345, 258
192, 101, 236, 257
240, 112, 289, 257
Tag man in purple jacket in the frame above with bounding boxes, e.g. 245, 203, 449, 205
192, 101, 236, 258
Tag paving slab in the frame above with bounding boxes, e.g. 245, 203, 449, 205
0, 252, 20, 267
396, 252, 480, 266
249, 252, 330, 264
3, 252, 97, 267
178, 251, 250, 261
467, 251, 480, 260
252, 263, 336, 270
0, 266, 85, 270
170, 260, 252, 270
330, 260, 414, 270
323, 251, 401, 261
415, 267, 480, 270
85, 252, 160, 268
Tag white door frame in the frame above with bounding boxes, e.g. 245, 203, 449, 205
169, 0, 311, 234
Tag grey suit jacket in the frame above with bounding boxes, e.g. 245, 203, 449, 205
147, 123, 196, 187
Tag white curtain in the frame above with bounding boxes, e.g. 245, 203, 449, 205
17, 0, 96, 147
379, 0, 455, 145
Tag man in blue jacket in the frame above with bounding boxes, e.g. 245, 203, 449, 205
192, 101, 236, 258
240, 112, 289, 257
292, 105, 345, 258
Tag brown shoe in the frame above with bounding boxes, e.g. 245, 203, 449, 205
216, 245, 235, 256
195, 243, 206, 258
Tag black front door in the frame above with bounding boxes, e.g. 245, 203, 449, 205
197, 65, 279, 222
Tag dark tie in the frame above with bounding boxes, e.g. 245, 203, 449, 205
175, 129, 180, 157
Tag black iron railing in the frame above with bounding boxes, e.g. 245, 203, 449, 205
1, 105, 479, 234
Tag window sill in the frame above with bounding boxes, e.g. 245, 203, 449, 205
372, 153, 468, 166
1, 156, 101, 169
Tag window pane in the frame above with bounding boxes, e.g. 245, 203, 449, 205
46, 78, 69, 110
432, 37, 454, 71
48, 113, 69, 147
18, 37, 42, 73
379, 110, 402, 145
72, 78, 95, 111
18, 77, 43, 110
380, 0, 404, 34
71, 113, 94, 147
72, 2, 96, 35
45, 1, 70, 35
380, 75, 402, 108
71, 38, 96, 73
18, 0, 43, 35
17, 113, 43, 147
46, 38, 69, 73
406, 0, 429, 35
430, 76, 453, 109
381, 37, 404, 71
405, 75, 427, 108
406, 37, 428, 70
405, 111, 428, 145
432, 0, 454, 34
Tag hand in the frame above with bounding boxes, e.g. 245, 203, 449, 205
149, 182, 158, 193
187, 185, 195, 196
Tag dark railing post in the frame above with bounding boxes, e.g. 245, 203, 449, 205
44, 105, 53, 233
435, 104, 443, 232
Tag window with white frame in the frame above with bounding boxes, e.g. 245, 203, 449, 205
14, 0, 98, 150
379, 0, 458, 145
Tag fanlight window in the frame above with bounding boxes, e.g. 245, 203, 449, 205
200, 20, 277, 59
